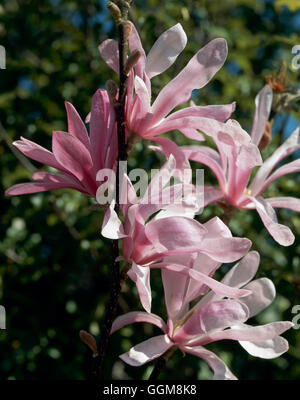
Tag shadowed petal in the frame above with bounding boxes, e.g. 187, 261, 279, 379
120, 334, 173, 366
111, 311, 167, 334
145, 23, 187, 79
182, 346, 237, 380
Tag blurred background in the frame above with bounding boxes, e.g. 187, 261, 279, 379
0, 0, 300, 380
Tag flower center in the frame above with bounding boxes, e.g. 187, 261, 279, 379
243, 188, 252, 196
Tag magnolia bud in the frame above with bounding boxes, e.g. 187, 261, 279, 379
107, 2, 122, 24
259, 121, 272, 151
124, 49, 141, 75
79, 330, 98, 356
106, 79, 119, 105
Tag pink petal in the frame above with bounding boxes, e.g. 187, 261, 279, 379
151, 263, 251, 299
151, 137, 191, 182
13, 137, 64, 171
266, 196, 300, 212
239, 335, 289, 359
120, 334, 173, 366
65, 102, 90, 149
198, 251, 260, 307
5, 180, 84, 196
145, 23, 187, 79
251, 85, 273, 146
89, 89, 116, 172
250, 196, 295, 246
250, 126, 300, 195
145, 216, 207, 255
199, 236, 252, 263
52, 131, 94, 185
151, 38, 228, 122
127, 263, 152, 313
111, 311, 167, 334
193, 321, 294, 346
182, 346, 237, 380
128, 23, 148, 83
256, 159, 300, 194
173, 300, 249, 343
167, 103, 236, 122
239, 278, 275, 318
98, 39, 119, 73
183, 145, 226, 191
101, 200, 127, 240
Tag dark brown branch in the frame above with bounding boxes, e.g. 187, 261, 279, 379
94, 1, 131, 380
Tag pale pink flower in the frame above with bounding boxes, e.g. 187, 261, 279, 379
101, 156, 252, 312
5, 89, 117, 197
99, 23, 235, 142
181, 85, 300, 246
111, 251, 293, 380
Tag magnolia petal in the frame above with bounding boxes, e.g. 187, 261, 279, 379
250, 126, 300, 195
145, 216, 207, 255
52, 131, 93, 183
150, 263, 251, 299
266, 196, 300, 212
151, 137, 192, 182
128, 23, 148, 83
145, 23, 187, 79
13, 137, 64, 171
198, 251, 260, 307
174, 300, 249, 343
120, 334, 173, 366
239, 336, 289, 359
151, 38, 228, 121
128, 263, 152, 313
239, 278, 275, 318
193, 321, 294, 346
167, 103, 236, 122
251, 85, 273, 147
65, 102, 90, 149
90, 89, 116, 172
183, 145, 226, 192
5, 180, 85, 196
182, 346, 237, 380
258, 159, 300, 194
98, 39, 119, 73
101, 200, 127, 240
250, 196, 295, 246
111, 311, 167, 334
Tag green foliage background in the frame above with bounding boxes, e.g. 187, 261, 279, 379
0, 0, 300, 380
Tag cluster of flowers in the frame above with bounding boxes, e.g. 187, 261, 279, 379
6, 22, 299, 379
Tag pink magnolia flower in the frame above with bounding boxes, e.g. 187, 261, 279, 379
181, 85, 300, 246
99, 23, 236, 142
5, 89, 117, 197
111, 251, 293, 380
101, 156, 252, 312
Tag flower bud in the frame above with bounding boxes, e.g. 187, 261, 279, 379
106, 79, 119, 105
124, 49, 141, 75
79, 330, 98, 356
107, 2, 122, 24
258, 121, 272, 151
